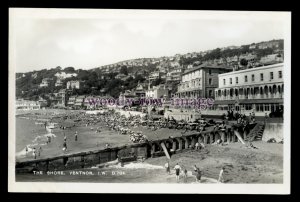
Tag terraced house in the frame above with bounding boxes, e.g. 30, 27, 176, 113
175, 64, 232, 99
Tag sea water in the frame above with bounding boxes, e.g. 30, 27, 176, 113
16, 117, 52, 158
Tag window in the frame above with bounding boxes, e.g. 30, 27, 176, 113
230, 78, 232, 84
270, 72, 273, 80
209, 70, 212, 75
252, 74, 255, 82
260, 104, 264, 112
223, 79, 226, 85
235, 77, 238, 84
279, 71, 282, 78
209, 90, 213, 97
260, 73, 264, 81
265, 104, 270, 111
245, 75, 248, 82
209, 78, 212, 85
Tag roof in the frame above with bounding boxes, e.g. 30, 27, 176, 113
182, 63, 231, 75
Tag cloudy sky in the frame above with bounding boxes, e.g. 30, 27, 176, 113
10, 9, 289, 73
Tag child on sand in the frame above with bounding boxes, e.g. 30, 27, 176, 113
196, 168, 202, 183
164, 162, 170, 174
183, 168, 188, 183
218, 167, 225, 183
174, 163, 181, 182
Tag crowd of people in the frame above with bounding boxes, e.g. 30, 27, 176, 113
164, 161, 226, 183
222, 109, 256, 124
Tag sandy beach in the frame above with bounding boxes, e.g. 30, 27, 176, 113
15, 109, 283, 184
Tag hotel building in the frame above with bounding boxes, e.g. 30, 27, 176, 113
175, 64, 232, 99
213, 63, 284, 116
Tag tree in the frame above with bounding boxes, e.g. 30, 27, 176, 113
120, 66, 128, 75
240, 58, 248, 66
64, 67, 75, 73
151, 76, 164, 87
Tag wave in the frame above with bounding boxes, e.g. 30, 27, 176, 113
16, 145, 33, 157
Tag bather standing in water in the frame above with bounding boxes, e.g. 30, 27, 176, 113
75, 131, 78, 141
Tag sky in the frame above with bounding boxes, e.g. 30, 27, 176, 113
10, 9, 289, 73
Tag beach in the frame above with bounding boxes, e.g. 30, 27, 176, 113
15, 109, 283, 184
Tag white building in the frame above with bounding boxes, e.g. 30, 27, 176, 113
55, 79, 63, 87
146, 85, 169, 99
260, 54, 284, 64
214, 63, 284, 115
67, 80, 81, 89
16, 99, 40, 110
149, 71, 160, 80
55, 72, 77, 79
39, 78, 51, 88
176, 64, 232, 99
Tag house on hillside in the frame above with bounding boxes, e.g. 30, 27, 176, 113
260, 54, 284, 65
39, 78, 52, 88
145, 84, 170, 99
149, 71, 160, 80
67, 96, 77, 108
67, 80, 81, 89
55, 78, 63, 87
115, 73, 128, 80
74, 95, 86, 109
55, 72, 77, 79
16, 99, 40, 110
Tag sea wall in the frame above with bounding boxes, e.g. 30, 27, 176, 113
16, 128, 241, 173
262, 123, 283, 142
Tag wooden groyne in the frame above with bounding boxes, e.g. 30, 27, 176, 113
16, 124, 253, 173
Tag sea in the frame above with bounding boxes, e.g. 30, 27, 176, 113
15, 117, 55, 158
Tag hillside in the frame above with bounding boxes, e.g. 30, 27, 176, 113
16, 39, 284, 101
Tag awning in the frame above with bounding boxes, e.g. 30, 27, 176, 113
214, 98, 283, 105
239, 99, 283, 104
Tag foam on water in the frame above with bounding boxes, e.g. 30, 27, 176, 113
110, 162, 164, 169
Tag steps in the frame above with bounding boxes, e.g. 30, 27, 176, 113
245, 123, 265, 142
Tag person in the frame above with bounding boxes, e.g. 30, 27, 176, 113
62, 140, 67, 152
75, 131, 78, 141
47, 136, 51, 144
164, 162, 170, 174
195, 142, 200, 150
193, 165, 198, 173
183, 168, 188, 183
174, 163, 181, 182
218, 167, 225, 183
264, 112, 269, 124
25, 146, 28, 156
196, 168, 202, 183
64, 133, 67, 142
38, 146, 42, 157
33, 147, 36, 159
